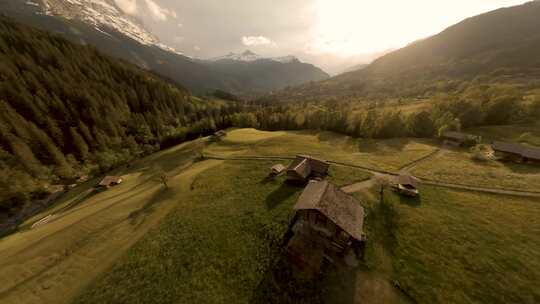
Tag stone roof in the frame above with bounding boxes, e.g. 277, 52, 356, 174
294, 181, 364, 241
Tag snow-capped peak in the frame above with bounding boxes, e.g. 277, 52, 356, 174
209, 50, 299, 63
37, 0, 181, 55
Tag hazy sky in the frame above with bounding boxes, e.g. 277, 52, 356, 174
115, 0, 530, 74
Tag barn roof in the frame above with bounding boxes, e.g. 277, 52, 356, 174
395, 175, 420, 188
271, 164, 286, 172
492, 141, 540, 159
294, 181, 364, 241
287, 155, 330, 178
98, 176, 122, 187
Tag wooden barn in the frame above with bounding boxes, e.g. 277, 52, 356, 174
270, 164, 286, 176
286, 155, 330, 182
286, 181, 365, 275
97, 176, 123, 188
441, 131, 481, 147
492, 141, 540, 164
393, 175, 420, 197
212, 130, 227, 141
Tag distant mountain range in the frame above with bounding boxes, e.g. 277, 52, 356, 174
271, 1, 540, 101
0, 0, 329, 94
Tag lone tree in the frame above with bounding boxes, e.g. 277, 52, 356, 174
157, 170, 169, 189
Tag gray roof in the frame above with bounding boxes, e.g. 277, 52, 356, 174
98, 176, 122, 186
294, 181, 364, 241
492, 141, 540, 160
287, 155, 330, 178
395, 175, 420, 188
271, 164, 286, 173
442, 131, 478, 141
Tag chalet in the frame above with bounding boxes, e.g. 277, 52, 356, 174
270, 164, 286, 176
393, 175, 420, 197
286, 181, 365, 274
441, 131, 481, 147
212, 130, 227, 141
97, 176, 123, 188
286, 155, 330, 182
492, 141, 540, 164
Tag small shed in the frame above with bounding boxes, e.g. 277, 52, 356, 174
286, 155, 330, 182
492, 141, 540, 164
441, 131, 481, 147
286, 181, 365, 272
393, 175, 420, 197
98, 176, 123, 188
270, 164, 286, 176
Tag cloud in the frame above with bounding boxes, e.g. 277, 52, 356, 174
114, 0, 138, 15
242, 36, 276, 47
143, 0, 177, 21
194, 46, 201, 51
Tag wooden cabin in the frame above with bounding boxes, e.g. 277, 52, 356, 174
492, 141, 540, 164
286, 181, 365, 274
392, 175, 420, 197
270, 164, 286, 176
441, 131, 481, 147
97, 176, 123, 188
211, 130, 227, 141
286, 155, 330, 182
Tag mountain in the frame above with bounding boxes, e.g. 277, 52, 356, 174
200, 50, 330, 93
0, 0, 328, 95
272, 1, 540, 101
342, 63, 369, 74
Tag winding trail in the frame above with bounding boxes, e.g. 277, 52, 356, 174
204, 152, 540, 198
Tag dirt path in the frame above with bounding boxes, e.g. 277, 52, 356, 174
206, 153, 540, 198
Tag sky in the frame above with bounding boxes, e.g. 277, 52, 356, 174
115, 0, 530, 75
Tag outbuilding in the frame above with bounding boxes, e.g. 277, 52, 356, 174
286, 181, 365, 274
393, 175, 420, 197
441, 131, 481, 147
286, 155, 330, 182
492, 141, 540, 164
97, 176, 123, 188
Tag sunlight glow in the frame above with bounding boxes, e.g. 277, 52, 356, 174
307, 0, 528, 56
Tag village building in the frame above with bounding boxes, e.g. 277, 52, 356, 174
270, 164, 286, 176
286, 181, 365, 275
212, 130, 227, 141
393, 175, 420, 197
441, 131, 481, 147
492, 141, 540, 164
97, 176, 123, 188
286, 155, 330, 182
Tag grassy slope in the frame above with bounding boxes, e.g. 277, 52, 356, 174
0, 139, 212, 304
384, 186, 540, 304
75, 161, 304, 303
206, 129, 438, 172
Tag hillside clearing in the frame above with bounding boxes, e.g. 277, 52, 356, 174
0, 139, 213, 304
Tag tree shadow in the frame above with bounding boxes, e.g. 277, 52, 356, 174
55, 189, 99, 214
265, 183, 302, 210
128, 187, 175, 225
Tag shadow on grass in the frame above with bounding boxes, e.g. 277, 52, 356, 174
398, 194, 421, 207
503, 162, 540, 175
128, 187, 175, 225
265, 183, 302, 210
55, 189, 100, 214
250, 254, 324, 304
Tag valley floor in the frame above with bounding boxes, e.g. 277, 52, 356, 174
1, 126, 539, 303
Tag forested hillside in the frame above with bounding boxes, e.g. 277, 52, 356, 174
0, 18, 243, 211
272, 1, 540, 101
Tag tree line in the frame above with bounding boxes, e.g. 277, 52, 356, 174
0, 18, 245, 211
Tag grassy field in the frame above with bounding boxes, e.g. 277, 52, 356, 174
205, 129, 438, 172
379, 186, 540, 304
0, 139, 212, 304
75, 161, 305, 303
412, 150, 540, 191
3, 128, 540, 304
